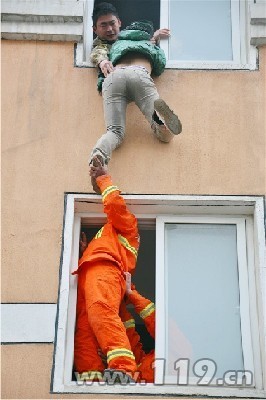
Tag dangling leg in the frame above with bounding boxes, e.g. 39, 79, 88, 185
132, 68, 182, 143
153, 98, 182, 137
90, 69, 128, 164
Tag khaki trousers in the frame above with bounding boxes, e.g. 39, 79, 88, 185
91, 66, 160, 163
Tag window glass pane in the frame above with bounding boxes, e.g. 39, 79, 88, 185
165, 223, 244, 381
169, 0, 233, 61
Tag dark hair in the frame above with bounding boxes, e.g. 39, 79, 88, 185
92, 2, 119, 26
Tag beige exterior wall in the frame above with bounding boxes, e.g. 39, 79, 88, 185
1, 40, 266, 399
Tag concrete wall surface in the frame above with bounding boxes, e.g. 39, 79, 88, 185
1, 40, 266, 399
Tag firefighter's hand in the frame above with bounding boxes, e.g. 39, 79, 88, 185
99, 59, 114, 77
79, 231, 88, 257
90, 156, 107, 179
124, 272, 132, 296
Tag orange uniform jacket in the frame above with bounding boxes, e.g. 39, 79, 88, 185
73, 175, 140, 377
74, 174, 140, 275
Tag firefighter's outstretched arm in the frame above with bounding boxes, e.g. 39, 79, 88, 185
125, 273, 155, 339
90, 157, 138, 237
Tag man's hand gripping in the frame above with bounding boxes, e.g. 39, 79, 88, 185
89, 156, 107, 194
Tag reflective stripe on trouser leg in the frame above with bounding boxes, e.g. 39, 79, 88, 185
87, 302, 137, 374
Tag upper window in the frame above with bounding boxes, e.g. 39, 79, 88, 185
161, 0, 242, 66
78, 0, 256, 69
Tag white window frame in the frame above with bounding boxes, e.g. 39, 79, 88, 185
76, 0, 257, 70
156, 216, 254, 385
160, 0, 240, 68
51, 194, 265, 397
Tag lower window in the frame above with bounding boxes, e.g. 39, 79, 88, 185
51, 194, 265, 397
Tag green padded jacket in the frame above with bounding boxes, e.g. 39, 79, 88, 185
94, 29, 166, 92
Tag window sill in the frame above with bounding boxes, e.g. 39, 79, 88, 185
53, 381, 266, 397
74, 43, 258, 70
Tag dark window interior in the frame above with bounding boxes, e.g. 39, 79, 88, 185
93, 0, 160, 31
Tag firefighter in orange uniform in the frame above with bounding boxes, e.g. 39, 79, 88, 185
73, 157, 139, 381
120, 274, 155, 383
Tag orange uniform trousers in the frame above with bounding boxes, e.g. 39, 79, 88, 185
138, 350, 155, 383
74, 262, 137, 377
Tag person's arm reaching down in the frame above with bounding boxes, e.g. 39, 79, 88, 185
90, 39, 114, 77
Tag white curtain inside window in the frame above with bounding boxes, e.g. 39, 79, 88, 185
169, 0, 233, 61
164, 223, 244, 381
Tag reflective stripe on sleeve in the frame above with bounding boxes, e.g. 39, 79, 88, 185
139, 302, 155, 319
118, 234, 138, 258
102, 185, 119, 201
95, 226, 104, 239
107, 348, 135, 363
123, 318, 135, 329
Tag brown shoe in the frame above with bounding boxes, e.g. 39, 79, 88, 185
154, 99, 182, 135
152, 122, 175, 143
